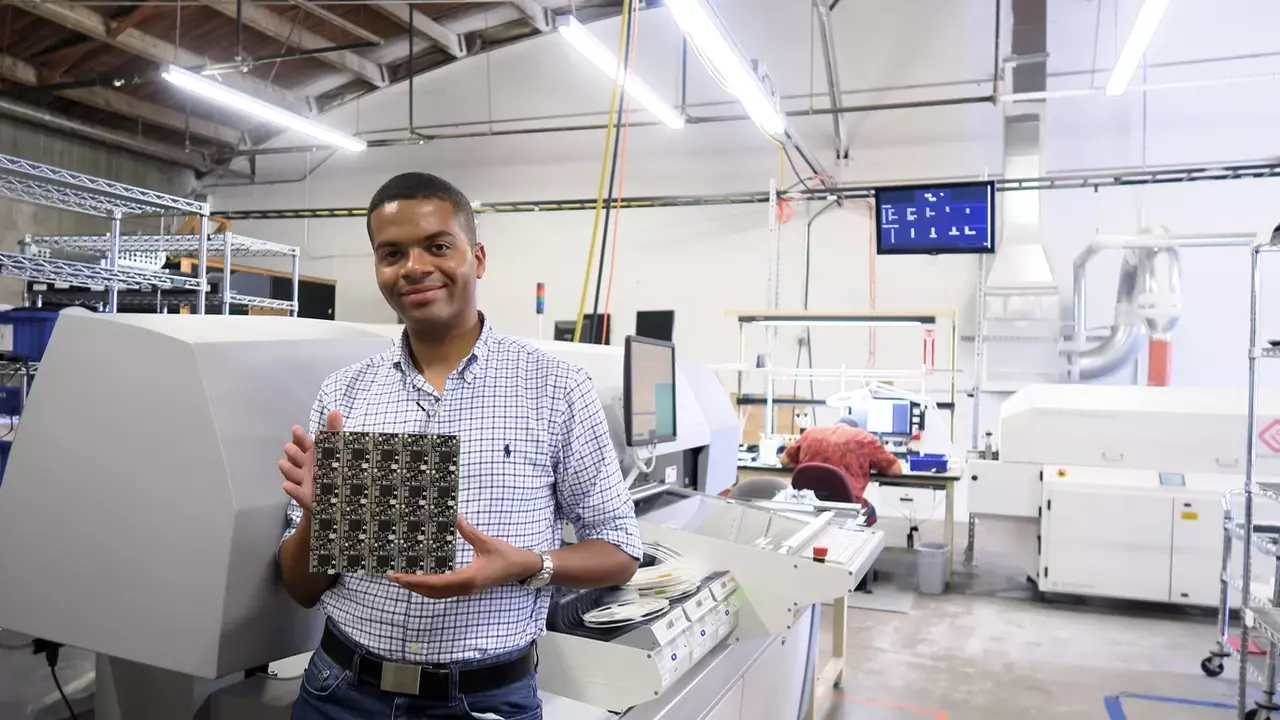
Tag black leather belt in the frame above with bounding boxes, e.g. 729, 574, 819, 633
320, 623, 536, 699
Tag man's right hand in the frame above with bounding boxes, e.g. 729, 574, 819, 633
280, 410, 343, 510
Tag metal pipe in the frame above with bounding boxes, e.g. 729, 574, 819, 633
1265, 553, 1280, 711
803, 199, 841, 309
197, 214, 209, 314
992, 0, 1001, 96
0, 97, 214, 171
200, 149, 337, 189
222, 231, 232, 315
107, 212, 121, 313
1216, 491, 1241, 669
290, 254, 300, 318
812, 0, 848, 159
223, 94, 997, 158
1242, 243, 1261, 713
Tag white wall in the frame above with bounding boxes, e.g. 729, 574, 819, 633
211, 0, 1280, 455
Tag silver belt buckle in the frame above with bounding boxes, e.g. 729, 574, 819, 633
379, 661, 422, 695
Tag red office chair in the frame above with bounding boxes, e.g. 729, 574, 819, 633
792, 462, 879, 593
791, 462, 877, 527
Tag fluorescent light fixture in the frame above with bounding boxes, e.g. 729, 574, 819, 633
555, 17, 684, 129
664, 0, 785, 136
1105, 0, 1172, 97
747, 320, 925, 327
160, 65, 366, 152
737, 314, 935, 327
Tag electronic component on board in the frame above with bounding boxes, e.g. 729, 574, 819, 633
309, 431, 460, 575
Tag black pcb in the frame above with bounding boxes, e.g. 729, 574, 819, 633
310, 432, 460, 575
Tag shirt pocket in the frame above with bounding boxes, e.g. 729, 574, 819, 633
459, 425, 555, 533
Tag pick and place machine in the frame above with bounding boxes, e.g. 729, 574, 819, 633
0, 313, 883, 720
969, 383, 1280, 606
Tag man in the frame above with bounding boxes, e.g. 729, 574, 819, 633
780, 416, 902, 522
276, 172, 642, 720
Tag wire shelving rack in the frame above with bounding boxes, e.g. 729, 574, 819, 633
0, 152, 213, 314
24, 233, 300, 315
1210, 224, 1280, 720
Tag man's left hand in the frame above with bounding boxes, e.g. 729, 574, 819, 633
388, 515, 542, 599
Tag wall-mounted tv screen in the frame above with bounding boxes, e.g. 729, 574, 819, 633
875, 181, 996, 255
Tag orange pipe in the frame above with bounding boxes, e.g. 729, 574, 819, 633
1148, 338, 1172, 386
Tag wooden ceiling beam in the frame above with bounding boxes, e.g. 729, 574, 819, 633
0, 52, 244, 147
280, 0, 385, 46
107, 5, 166, 40
369, 3, 466, 58
196, 1, 388, 87
30, 39, 101, 83
10, 0, 313, 116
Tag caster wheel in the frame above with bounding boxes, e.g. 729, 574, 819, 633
1245, 708, 1261, 720
1201, 656, 1225, 677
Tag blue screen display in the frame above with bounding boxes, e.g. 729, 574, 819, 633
875, 182, 995, 254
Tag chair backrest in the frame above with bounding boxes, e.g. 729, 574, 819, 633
730, 476, 790, 500
791, 462, 857, 503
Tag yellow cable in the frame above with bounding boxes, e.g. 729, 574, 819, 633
572, 0, 633, 343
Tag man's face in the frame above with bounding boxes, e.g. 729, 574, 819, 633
369, 198, 486, 330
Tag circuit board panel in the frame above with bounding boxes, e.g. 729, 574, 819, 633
310, 431, 460, 575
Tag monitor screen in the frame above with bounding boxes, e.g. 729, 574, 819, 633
624, 335, 677, 447
865, 399, 912, 436
875, 181, 996, 255
553, 314, 611, 344
635, 310, 675, 342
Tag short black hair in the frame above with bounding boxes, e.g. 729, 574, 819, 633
366, 172, 476, 245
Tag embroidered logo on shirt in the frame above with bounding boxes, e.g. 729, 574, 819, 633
504, 443, 512, 458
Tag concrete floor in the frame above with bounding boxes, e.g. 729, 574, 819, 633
817, 541, 1245, 720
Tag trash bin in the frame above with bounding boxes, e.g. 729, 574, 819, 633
916, 542, 949, 595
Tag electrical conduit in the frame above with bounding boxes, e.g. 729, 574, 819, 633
572, 0, 634, 343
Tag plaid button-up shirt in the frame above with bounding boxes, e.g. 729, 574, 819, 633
282, 318, 642, 663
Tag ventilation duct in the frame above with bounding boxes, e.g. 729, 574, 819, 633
985, 0, 1056, 314
1073, 249, 1145, 380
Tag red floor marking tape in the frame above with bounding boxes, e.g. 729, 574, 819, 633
830, 693, 949, 720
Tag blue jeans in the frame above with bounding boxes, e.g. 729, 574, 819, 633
291, 645, 542, 720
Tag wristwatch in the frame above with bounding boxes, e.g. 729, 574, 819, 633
521, 551, 554, 589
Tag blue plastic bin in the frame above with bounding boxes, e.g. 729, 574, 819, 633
0, 309, 60, 361
0, 387, 21, 416
0, 439, 11, 487
907, 453, 950, 473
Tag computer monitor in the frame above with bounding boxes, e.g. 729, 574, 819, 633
623, 335, 677, 447
553, 314, 611, 344
864, 399, 912, 436
635, 310, 675, 342
875, 180, 996, 255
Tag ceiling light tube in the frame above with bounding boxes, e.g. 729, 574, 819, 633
161, 65, 366, 152
556, 17, 684, 129
664, 0, 785, 136
743, 320, 926, 328
1105, 0, 1172, 97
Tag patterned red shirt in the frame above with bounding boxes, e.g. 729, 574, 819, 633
781, 425, 900, 502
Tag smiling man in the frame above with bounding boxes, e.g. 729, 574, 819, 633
275, 172, 642, 720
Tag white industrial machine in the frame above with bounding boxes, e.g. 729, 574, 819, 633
0, 313, 882, 720
970, 383, 1280, 606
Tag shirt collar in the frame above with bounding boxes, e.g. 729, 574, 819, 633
390, 313, 493, 386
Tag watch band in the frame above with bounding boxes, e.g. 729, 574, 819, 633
521, 551, 554, 589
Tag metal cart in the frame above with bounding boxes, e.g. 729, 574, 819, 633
1201, 225, 1280, 720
